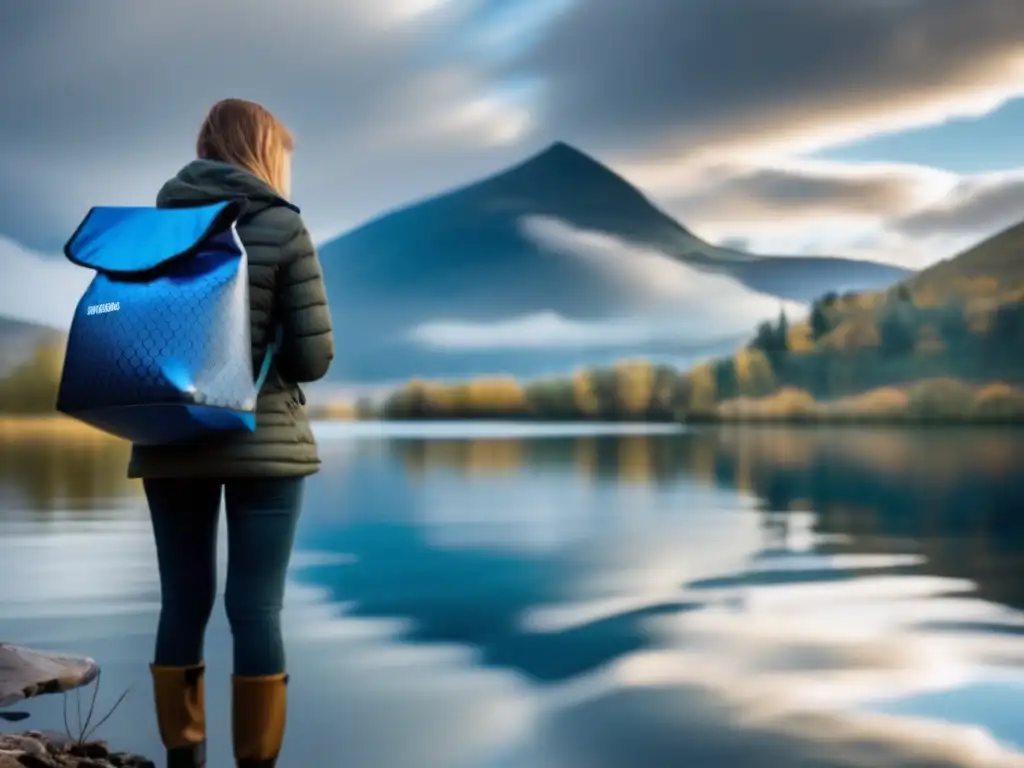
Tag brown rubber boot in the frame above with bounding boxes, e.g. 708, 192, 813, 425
232, 672, 288, 767
150, 663, 207, 768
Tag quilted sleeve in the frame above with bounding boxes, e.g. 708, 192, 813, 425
276, 216, 335, 383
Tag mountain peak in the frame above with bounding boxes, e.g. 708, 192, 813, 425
537, 140, 587, 158
519, 141, 603, 171
489, 140, 634, 200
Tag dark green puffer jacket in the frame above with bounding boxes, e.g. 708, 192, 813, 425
127, 159, 334, 479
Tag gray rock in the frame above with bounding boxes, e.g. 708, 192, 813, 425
0, 644, 99, 707
0, 733, 153, 767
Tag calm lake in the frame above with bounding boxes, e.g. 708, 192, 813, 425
2, 422, 1024, 767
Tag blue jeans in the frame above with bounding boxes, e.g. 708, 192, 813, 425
143, 477, 304, 676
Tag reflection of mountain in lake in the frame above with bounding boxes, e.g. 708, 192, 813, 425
290, 427, 1024, 765
297, 428, 1024, 682
5, 424, 1024, 766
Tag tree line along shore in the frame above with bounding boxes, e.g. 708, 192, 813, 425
3, 271, 1024, 427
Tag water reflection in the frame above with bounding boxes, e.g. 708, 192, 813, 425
386, 427, 1024, 613
2, 423, 1024, 766
0, 425, 138, 513
367, 427, 1024, 764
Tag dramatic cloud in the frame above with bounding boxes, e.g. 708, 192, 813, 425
409, 312, 688, 350
0, 0, 539, 249
408, 216, 802, 351
407, 217, 804, 351
666, 159, 954, 226
892, 171, 1024, 237
519, 216, 794, 311
3, 0, 1024, 258
524, 0, 1024, 162
685, 165, 1024, 269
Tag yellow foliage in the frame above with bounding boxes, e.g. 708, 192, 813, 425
822, 387, 910, 421
953, 276, 1000, 297
906, 378, 977, 419
318, 401, 357, 420
912, 284, 943, 308
699, 377, 1024, 426
35, 343, 64, 381
403, 378, 427, 398
734, 348, 775, 396
0, 341, 66, 414
852, 292, 881, 310
716, 387, 817, 420
819, 316, 880, 350
421, 382, 470, 414
964, 296, 999, 333
687, 363, 716, 415
971, 383, 1024, 420
463, 376, 526, 414
786, 322, 815, 353
733, 349, 753, 386
0, 416, 116, 443
613, 359, 654, 416
571, 370, 599, 415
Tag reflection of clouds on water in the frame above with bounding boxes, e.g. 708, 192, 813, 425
292, 425, 1024, 764
0, 514, 158, 618
4, 423, 1024, 766
279, 582, 537, 768
515, 667, 1024, 767
505, 547, 1024, 767
415, 475, 601, 552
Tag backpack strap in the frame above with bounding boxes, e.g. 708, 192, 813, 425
255, 325, 283, 392
241, 196, 296, 393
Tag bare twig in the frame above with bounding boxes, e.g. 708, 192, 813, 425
75, 686, 82, 738
81, 684, 132, 743
62, 692, 71, 741
78, 669, 103, 741
60, 671, 134, 745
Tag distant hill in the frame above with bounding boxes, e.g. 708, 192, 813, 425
374, 218, 1024, 424
318, 142, 910, 383
907, 218, 1024, 299
0, 315, 62, 377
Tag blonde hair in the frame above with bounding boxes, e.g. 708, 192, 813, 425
196, 98, 294, 196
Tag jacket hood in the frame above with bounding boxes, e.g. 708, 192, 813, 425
156, 159, 298, 212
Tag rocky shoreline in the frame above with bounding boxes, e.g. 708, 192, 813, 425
0, 732, 153, 768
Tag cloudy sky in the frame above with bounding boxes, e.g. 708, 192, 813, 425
3, 0, 1024, 326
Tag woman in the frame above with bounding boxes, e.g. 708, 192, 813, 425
136, 99, 334, 768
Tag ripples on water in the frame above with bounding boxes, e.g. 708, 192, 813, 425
1, 421, 1023, 767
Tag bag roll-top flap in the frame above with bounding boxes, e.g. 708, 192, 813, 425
63, 200, 245, 276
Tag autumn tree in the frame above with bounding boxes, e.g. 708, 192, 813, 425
688, 362, 717, 416
734, 348, 775, 397
571, 369, 599, 417
613, 360, 655, 418
525, 378, 577, 418
0, 342, 64, 414
588, 367, 619, 418
712, 357, 739, 400
649, 364, 685, 419
878, 302, 916, 358
809, 294, 840, 341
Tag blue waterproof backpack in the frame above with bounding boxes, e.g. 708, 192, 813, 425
56, 201, 278, 445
